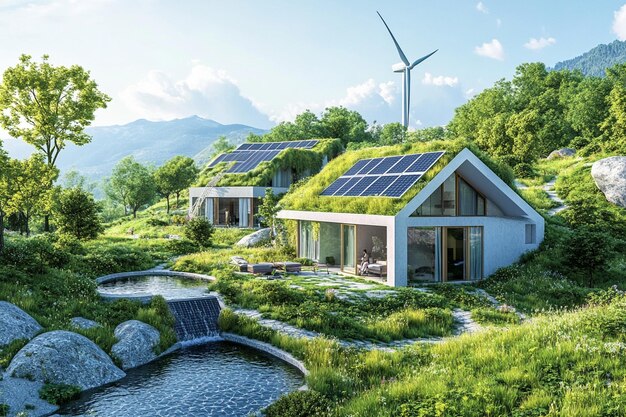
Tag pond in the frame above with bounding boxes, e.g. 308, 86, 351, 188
98, 275, 210, 300
58, 342, 304, 417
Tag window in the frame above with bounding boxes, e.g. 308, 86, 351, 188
525, 224, 536, 244
413, 174, 485, 216
407, 227, 441, 282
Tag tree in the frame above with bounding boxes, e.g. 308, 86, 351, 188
105, 157, 156, 218
184, 217, 214, 248
4, 154, 58, 236
0, 54, 110, 230
211, 136, 235, 157
54, 187, 103, 240
62, 170, 95, 192
565, 227, 612, 286
320, 106, 369, 146
154, 156, 198, 213
257, 188, 282, 244
0, 141, 9, 253
379, 122, 407, 145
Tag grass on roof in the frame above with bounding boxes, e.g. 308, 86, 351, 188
280, 138, 515, 216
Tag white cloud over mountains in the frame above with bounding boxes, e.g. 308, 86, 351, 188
474, 39, 504, 60
613, 4, 626, 40
121, 64, 273, 128
524, 37, 556, 50
422, 72, 459, 87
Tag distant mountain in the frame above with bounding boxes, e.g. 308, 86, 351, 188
552, 40, 626, 77
10, 116, 266, 180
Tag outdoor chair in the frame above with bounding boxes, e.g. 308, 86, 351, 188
367, 261, 387, 278
274, 261, 302, 274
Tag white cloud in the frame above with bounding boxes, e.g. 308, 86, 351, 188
474, 39, 504, 60
422, 72, 459, 87
613, 4, 626, 40
121, 64, 273, 128
465, 88, 476, 98
524, 37, 556, 50
476, 2, 488, 14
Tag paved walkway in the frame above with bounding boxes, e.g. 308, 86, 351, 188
543, 178, 567, 216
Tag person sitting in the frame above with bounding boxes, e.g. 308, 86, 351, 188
359, 249, 369, 275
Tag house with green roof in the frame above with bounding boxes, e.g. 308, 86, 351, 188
278, 140, 545, 287
189, 139, 342, 227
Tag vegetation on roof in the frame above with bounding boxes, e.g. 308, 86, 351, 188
195, 138, 343, 187
280, 138, 514, 216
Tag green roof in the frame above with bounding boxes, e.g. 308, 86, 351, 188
280, 139, 515, 216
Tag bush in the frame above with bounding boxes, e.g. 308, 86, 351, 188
0, 404, 8, 417
171, 214, 187, 226
164, 238, 199, 255
0, 234, 70, 273
147, 217, 169, 227
54, 188, 104, 240
184, 217, 214, 248
264, 390, 333, 417
39, 383, 81, 405
514, 162, 535, 178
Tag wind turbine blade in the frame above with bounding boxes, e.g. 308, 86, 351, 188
377, 11, 410, 66
409, 49, 438, 70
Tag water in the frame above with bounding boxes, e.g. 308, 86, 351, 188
58, 342, 304, 417
98, 275, 209, 300
168, 297, 221, 341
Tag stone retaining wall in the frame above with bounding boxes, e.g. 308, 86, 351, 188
96, 270, 214, 285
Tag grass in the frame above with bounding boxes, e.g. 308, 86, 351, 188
519, 187, 560, 211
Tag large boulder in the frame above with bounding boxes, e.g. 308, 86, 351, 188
0, 301, 42, 347
591, 156, 626, 208
547, 148, 576, 159
111, 320, 160, 370
236, 228, 271, 248
7, 331, 125, 390
70, 317, 101, 330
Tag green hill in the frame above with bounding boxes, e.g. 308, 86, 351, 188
552, 39, 626, 77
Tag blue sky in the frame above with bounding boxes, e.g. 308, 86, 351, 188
1, 0, 625, 132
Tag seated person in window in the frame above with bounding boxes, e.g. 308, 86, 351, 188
359, 249, 369, 275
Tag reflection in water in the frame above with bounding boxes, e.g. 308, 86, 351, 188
98, 276, 209, 300
58, 342, 304, 417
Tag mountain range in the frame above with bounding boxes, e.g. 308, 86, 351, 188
552, 39, 626, 77
2, 116, 265, 180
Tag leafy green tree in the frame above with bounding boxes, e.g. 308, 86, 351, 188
408, 126, 447, 142
54, 188, 103, 240
257, 188, 282, 244
0, 141, 9, 253
105, 156, 156, 218
154, 156, 198, 212
319, 106, 369, 146
211, 136, 235, 157
62, 170, 95, 192
565, 227, 612, 286
0, 55, 110, 231
4, 154, 58, 236
184, 217, 214, 248
379, 122, 407, 145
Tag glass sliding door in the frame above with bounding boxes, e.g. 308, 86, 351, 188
469, 227, 483, 280
445, 227, 466, 281
407, 227, 441, 283
299, 221, 319, 261
341, 224, 356, 274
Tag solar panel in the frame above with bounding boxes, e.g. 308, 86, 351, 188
343, 176, 376, 196
381, 174, 423, 197
208, 153, 227, 167
213, 140, 318, 173
321, 177, 350, 196
238, 143, 252, 150
321, 151, 444, 198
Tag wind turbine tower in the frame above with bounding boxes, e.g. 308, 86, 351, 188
377, 11, 437, 128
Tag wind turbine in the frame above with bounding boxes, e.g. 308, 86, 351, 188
377, 11, 437, 128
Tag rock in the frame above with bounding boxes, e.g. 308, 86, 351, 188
0, 372, 59, 417
111, 320, 160, 370
591, 156, 626, 208
7, 331, 125, 390
235, 228, 271, 247
0, 301, 42, 347
70, 317, 101, 330
547, 148, 576, 159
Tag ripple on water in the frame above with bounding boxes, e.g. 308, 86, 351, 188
98, 275, 209, 300
58, 342, 304, 417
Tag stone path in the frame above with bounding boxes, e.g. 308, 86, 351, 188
543, 178, 567, 216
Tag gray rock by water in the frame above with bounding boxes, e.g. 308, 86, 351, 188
111, 320, 160, 370
591, 156, 626, 208
0, 301, 42, 347
7, 330, 125, 390
70, 317, 101, 330
236, 228, 271, 247
547, 148, 576, 159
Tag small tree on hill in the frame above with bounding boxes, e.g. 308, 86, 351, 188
184, 217, 214, 248
0, 142, 8, 253
154, 156, 198, 213
565, 227, 612, 287
54, 188, 103, 240
105, 156, 156, 218
257, 188, 282, 245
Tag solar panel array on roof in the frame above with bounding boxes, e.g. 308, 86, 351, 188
208, 140, 318, 173
321, 151, 445, 198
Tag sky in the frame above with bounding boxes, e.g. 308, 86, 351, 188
1, 0, 626, 133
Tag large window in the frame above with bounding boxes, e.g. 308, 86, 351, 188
413, 174, 485, 216
407, 227, 441, 282
299, 221, 320, 260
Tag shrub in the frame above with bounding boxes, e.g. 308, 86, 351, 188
147, 217, 169, 227
53, 187, 104, 240
170, 214, 187, 226
38, 383, 81, 405
514, 162, 535, 178
164, 238, 199, 255
264, 390, 333, 417
0, 404, 8, 417
184, 217, 214, 248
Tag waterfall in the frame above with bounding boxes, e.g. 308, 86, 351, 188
167, 296, 221, 342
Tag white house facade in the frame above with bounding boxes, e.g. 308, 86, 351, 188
278, 148, 545, 287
